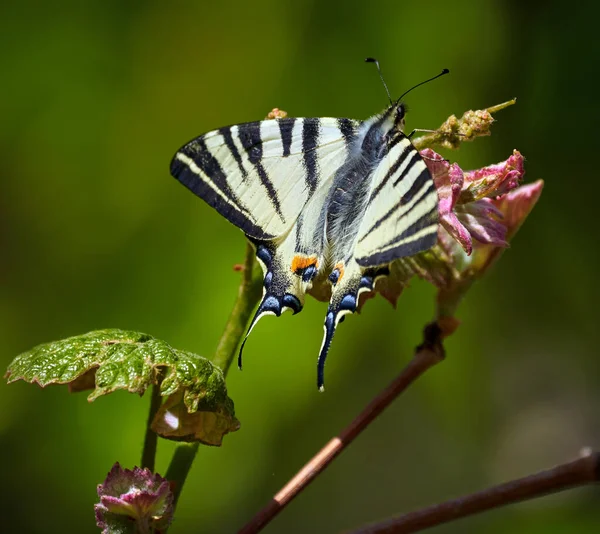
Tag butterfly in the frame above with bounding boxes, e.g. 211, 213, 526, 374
170, 62, 448, 390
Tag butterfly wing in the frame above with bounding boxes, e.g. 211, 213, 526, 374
354, 134, 439, 266
315, 132, 439, 389
171, 117, 357, 240
238, 181, 337, 366
171, 116, 361, 369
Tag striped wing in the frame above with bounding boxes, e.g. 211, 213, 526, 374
354, 134, 438, 266
170, 117, 357, 240
313, 133, 439, 389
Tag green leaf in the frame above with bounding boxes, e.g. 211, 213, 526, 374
5, 329, 240, 445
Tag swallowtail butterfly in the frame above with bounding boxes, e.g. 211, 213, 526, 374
170, 62, 448, 389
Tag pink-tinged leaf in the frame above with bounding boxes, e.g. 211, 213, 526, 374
421, 149, 461, 213
440, 211, 473, 255
378, 163, 541, 324
95, 463, 174, 534
438, 181, 544, 318
459, 150, 525, 203
421, 149, 473, 254
456, 199, 507, 247
494, 179, 545, 240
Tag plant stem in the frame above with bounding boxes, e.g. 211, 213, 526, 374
237, 322, 446, 534
165, 442, 200, 508
346, 449, 600, 534
164, 243, 263, 525
485, 98, 517, 114
213, 242, 264, 375
412, 98, 517, 151
141, 381, 163, 471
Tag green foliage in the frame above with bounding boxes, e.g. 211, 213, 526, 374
5, 329, 240, 446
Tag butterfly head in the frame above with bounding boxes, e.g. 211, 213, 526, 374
376, 101, 408, 136
392, 101, 407, 131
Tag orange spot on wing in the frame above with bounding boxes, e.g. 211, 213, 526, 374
291, 255, 318, 273
334, 262, 345, 283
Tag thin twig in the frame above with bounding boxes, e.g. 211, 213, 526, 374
347, 449, 600, 534
237, 323, 446, 534
141, 378, 163, 471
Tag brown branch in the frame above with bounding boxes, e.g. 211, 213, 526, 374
347, 449, 600, 534
237, 322, 446, 534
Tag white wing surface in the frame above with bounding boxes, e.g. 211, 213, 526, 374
171, 117, 357, 240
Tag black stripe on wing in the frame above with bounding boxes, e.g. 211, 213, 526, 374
278, 118, 295, 157
379, 209, 438, 250
356, 206, 438, 266
302, 118, 320, 196
368, 142, 413, 203
170, 140, 273, 240
337, 118, 357, 143
219, 127, 247, 179
237, 122, 286, 223
358, 162, 428, 242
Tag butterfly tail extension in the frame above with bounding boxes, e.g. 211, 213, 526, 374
317, 309, 338, 391
316, 261, 381, 390
238, 241, 306, 369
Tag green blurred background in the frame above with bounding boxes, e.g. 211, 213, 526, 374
1, 1, 598, 532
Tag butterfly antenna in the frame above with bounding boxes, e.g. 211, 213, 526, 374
365, 57, 393, 105
397, 68, 450, 102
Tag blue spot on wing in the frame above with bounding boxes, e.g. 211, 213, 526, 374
360, 275, 374, 289
237, 245, 305, 370
302, 265, 317, 283
340, 294, 357, 311
261, 296, 281, 314
256, 245, 272, 265
282, 294, 302, 314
